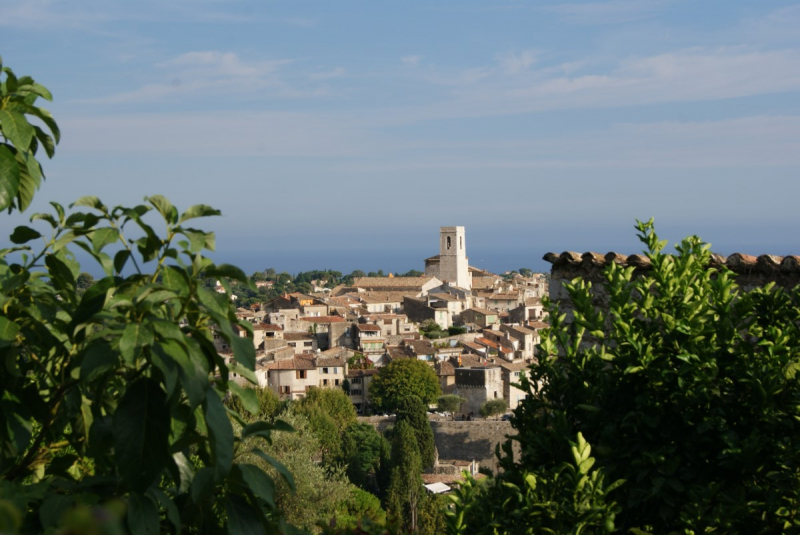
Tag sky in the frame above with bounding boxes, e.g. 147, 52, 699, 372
2, 0, 800, 275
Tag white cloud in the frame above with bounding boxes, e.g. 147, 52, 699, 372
542, 0, 675, 25
498, 50, 538, 74
84, 51, 327, 104
402, 55, 421, 66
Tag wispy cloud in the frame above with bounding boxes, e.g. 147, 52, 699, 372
402, 55, 421, 66
497, 50, 538, 74
542, 0, 676, 25
82, 51, 336, 104
386, 46, 800, 123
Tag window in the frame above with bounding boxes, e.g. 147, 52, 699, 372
351, 389, 362, 396
352, 377, 362, 384
322, 379, 329, 386
333, 367, 338, 374
460, 236, 463, 250
446, 236, 451, 249
281, 386, 290, 394
335, 379, 340, 386
322, 367, 329, 374
296, 370, 306, 379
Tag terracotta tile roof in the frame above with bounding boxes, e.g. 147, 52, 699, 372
317, 356, 346, 367
405, 339, 435, 355
470, 277, 497, 289
258, 323, 283, 332
461, 341, 485, 352
476, 337, 500, 350
359, 291, 416, 303
466, 307, 497, 315
527, 321, 550, 330
299, 316, 346, 323
544, 252, 800, 273
436, 360, 455, 376
497, 360, 529, 372
352, 276, 437, 288
265, 355, 316, 371
357, 324, 382, 332
284, 333, 315, 342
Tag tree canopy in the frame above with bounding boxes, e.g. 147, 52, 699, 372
0, 59, 295, 535
505, 220, 800, 533
369, 359, 441, 413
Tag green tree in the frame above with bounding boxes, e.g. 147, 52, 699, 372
339, 423, 385, 490
445, 433, 622, 535
508, 220, 800, 533
395, 395, 436, 470
369, 359, 441, 413
385, 420, 423, 531
293, 387, 357, 463
437, 395, 466, 418
0, 60, 294, 534
479, 398, 507, 420
242, 411, 353, 533
519, 267, 533, 277
0, 56, 60, 212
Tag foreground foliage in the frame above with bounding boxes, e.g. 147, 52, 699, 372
509, 221, 800, 532
0, 61, 295, 534
446, 433, 621, 535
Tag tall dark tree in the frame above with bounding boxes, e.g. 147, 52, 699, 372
395, 395, 436, 470
385, 420, 423, 532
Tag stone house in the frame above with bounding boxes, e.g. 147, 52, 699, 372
355, 324, 385, 356
498, 324, 538, 361
478, 291, 521, 313
497, 360, 529, 410
454, 366, 503, 416
283, 332, 317, 354
347, 368, 380, 413
316, 355, 347, 389
461, 307, 499, 328
262, 355, 318, 400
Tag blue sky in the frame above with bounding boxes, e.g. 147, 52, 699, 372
2, 0, 799, 274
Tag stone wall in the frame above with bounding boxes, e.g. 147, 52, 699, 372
545, 251, 800, 322
361, 416, 517, 472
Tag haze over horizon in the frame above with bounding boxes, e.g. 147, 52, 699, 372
2, 0, 799, 274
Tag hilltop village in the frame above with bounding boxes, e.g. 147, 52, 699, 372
215, 227, 549, 417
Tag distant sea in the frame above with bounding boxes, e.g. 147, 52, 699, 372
213, 248, 551, 277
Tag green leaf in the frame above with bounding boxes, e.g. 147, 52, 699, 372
147, 195, 178, 225
72, 196, 106, 211
203, 393, 234, 481
231, 333, 256, 373
252, 449, 296, 492
206, 263, 249, 284
149, 488, 181, 534
80, 340, 117, 381
225, 495, 264, 535
0, 316, 20, 348
228, 382, 259, 414
234, 464, 277, 508
114, 249, 130, 274
127, 493, 159, 535
0, 110, 34, 150
172, 451, 196, 494
91, 227, 120, 252
119, 322, 154, 365
179, 204, 221, 223
113, 377, 171, 491
190, 466, 215, 503
0, 144, 20, 211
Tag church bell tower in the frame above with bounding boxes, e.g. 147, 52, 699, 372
439, 226, 470, 290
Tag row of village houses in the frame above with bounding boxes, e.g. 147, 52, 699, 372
217, 272, 549, 415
